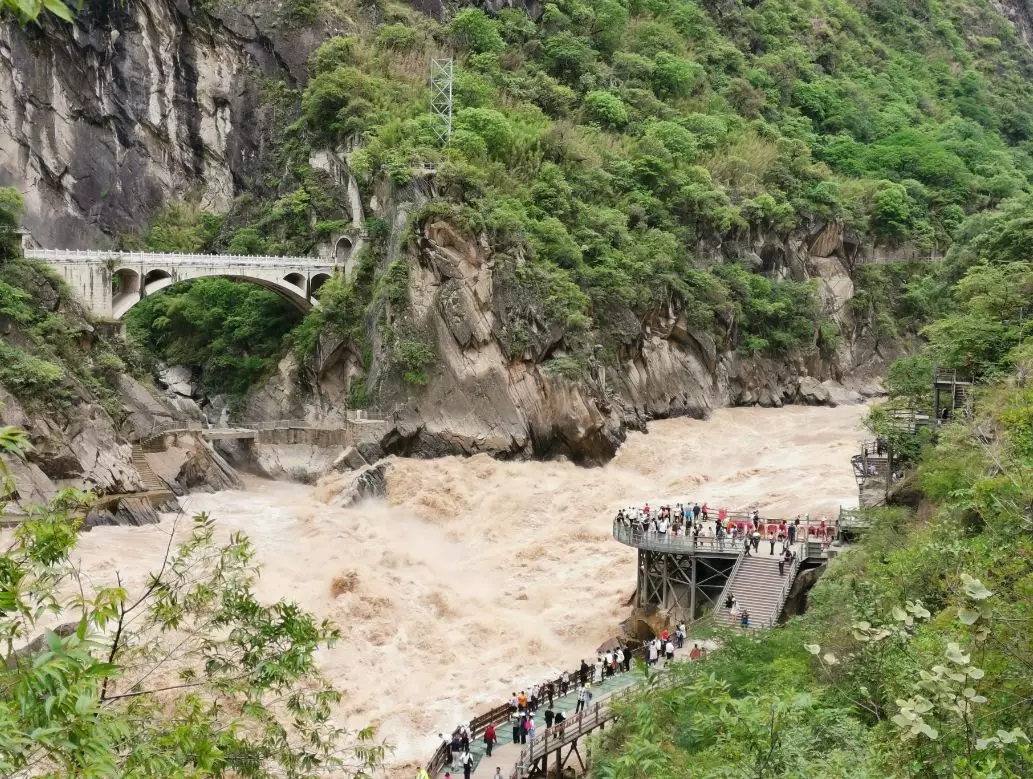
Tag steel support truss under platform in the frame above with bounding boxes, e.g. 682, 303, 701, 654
636, 548, 736, 620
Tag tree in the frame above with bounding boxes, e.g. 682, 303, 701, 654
0, 187, 25, 261
0, 428, 386, 777
5, 0, 72, 23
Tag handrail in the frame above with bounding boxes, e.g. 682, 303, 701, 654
24, 248, 329, 265
714, 547, 746, 612
769, 541, 805, 626
425, 640, 657, 776
614, 518, 835, 554
129, 413, 391, 443
513, 667, 678, 776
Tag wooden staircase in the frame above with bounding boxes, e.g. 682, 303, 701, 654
712, 552, 800, 629
131, 446, 168, 492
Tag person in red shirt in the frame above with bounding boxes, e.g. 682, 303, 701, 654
484, 722, 497, 757
689, 644, 701, 661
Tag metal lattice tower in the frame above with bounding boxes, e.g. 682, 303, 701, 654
430, 58, 454, 146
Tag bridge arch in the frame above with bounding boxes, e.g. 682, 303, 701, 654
144, 268, 174, 295
112, 268, 142, 319
334, 235, 354, 265
114, 274, 315, 320
283, 272, 306, 293
309, 272, 332, 298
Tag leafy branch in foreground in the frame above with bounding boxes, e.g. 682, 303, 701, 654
0, 429, 386, 777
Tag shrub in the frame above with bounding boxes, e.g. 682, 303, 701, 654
584, 91, 629, 129
449, 9, 506, 54
394, 338, 436, 385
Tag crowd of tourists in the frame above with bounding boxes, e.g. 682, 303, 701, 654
434, 631, 709, 778
614, 501, 837, 551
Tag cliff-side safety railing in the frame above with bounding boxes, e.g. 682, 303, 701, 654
423, 641, 655, 777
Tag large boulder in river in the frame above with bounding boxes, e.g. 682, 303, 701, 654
797, 376, 832, 405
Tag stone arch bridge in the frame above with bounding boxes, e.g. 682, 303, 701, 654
24, 248, 336, 319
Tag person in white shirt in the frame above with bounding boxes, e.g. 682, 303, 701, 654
658, 517, 668, 535
615, 647, 625, 673
493, 769, 504, 779
665, 640, 675, 661
459, 748, 473, 779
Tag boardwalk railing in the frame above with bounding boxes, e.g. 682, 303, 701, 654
130, 413, 391, 443
512, 668, 678, 777
424, 641, 656, 777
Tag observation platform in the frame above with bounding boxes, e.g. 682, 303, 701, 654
613, 516, 833, 624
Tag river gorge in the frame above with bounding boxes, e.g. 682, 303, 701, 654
63, 403, 866, 775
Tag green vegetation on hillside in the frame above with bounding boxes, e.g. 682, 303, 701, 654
273, 0, 1033, 368
0, 188, 142, 417
126, 278, 304, 401
132, 0, 1033, 389
593, 189, 1033, 778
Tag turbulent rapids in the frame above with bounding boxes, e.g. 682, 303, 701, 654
64, 404, 866, 774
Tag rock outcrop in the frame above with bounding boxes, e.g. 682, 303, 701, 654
251, 208, 895, 465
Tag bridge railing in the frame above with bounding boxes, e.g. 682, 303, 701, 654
25, 248, 330, 266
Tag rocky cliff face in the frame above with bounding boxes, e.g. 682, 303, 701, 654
0, 0, 328, 247
249, 188, 883, 465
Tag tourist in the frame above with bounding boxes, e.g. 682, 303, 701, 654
724, 593, 734, 609
439, 733, 452, 768
579, 660, 589, 687
689, 643, 701, 661
716, 523, 725, 550
546, 680, 555, 707
769, 531, 777, 555
494, 768, 503, 779
665, 638, 674, 662
545, 706, 555, 729
693, 502, 701, 521
594, 655, 604, 682
450, 733, 462, 767
751, 529, 761, 552
701, 502, 709, 520
604, 650, 614, 677
459, 748, 473, 779
511, 710, 521, 744
675, 622, 685, 649
520, 712, 530, 744
778, 555, 785, 576
623, 645, 632, 671
647, 640, 659, 666
518, 690, 527, 711
560, 670, 570, 696
460, 723, 470, 752
509, 692, 518, 713
484, 722, 498, 756
527, 719, 536, 742
740, 609, 750, 629
730, 597, 740, 618
615, 646, 625, 672
752, 509, 760, 530
576, 684, 590, 713
529, 683, 538, 712
554, 711, 566, 733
